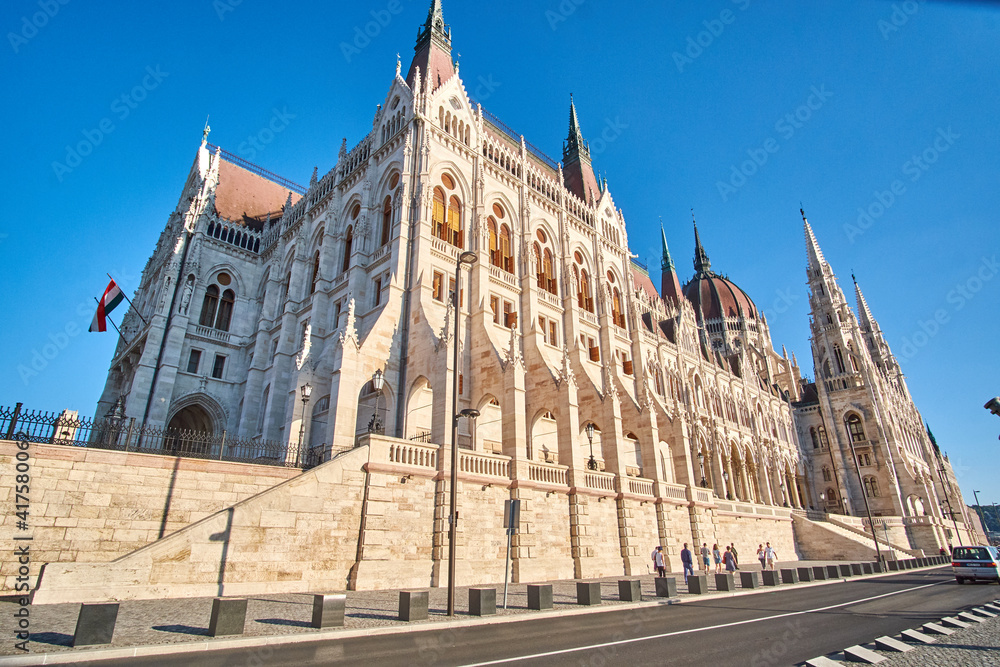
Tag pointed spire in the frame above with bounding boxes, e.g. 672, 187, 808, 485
660, 220, 675, 273
568, 93, 582, 141
423, 0, 445, 32
926, 423, 941, 455
309, 167, 318, 187
853, 276, 878, 334
802, 207, 828, 275
660, 219, 683, 303
693, 213, 711, 275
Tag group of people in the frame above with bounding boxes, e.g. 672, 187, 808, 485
652, 541, 779, 583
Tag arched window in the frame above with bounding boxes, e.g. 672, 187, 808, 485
864, 476, 879, 497
432, 187, 447, 241
846, 414, 866, 443
533, 243, 542, 287
821, 466, 832, 482
380, 195, 392, 247
810, 427, 820, 449
542, 248, 555, 294
342, 226, 354, 274
817, 425, 830, 449
833, 345, 846, 374
215, 289, 235, 331
447, 195, 463, 247
579, 269, 593, 312
488, 217, 499, 267
498, 224, 513, 273
310, 251, 320, 294
199, 285, 219, 327
611, 287, 625, 328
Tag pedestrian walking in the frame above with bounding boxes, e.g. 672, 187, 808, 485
757, 543, 766, 570
681, 543, 694, 583
712, 543, 722, 574
730, 543, 739, 570
653, 545, 666, 577
723, 546, 736, 572
700, 543, 711, 572
764, 542, 777, 570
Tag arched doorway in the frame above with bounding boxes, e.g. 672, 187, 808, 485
166, 404, 214, 455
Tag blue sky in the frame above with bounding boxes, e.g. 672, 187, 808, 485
2, 0, 998, 505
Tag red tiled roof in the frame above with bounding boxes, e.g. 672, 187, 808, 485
683, 274, 759, 321
215, 159, 302, 230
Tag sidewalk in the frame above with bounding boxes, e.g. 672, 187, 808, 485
0, 559, 935, 662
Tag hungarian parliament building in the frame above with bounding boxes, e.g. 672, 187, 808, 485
91, 1, 975, 582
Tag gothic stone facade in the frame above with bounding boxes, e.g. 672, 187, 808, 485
94, 2, 966, 581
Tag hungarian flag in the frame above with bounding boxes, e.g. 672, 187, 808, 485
90, 279, 125, 332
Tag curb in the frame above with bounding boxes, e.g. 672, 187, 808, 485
0, 564, 950, 666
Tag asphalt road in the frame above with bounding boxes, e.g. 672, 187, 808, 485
78, 569, 1000, 667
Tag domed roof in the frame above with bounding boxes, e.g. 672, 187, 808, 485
681, 220, 760, 322
683, 274, 759, 321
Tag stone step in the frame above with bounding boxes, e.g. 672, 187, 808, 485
939, 616, 970, 629
900, 628, 937, 644
804, 656, 846, 667
842, 644, 886, 663
921, 622, 955, 636
873, 636, 912, 652
958, 611, 986, 624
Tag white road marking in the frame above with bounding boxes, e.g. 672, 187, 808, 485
459, 580, 948, 666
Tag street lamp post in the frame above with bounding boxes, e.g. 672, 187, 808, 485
973, 490, 986, 545
698, 451, 707, 488
446, 250, 478, 618
723, 471, 731, 500
297, 383, 312, 466
585, 422, 597, 471
846, 434, 883, 564
368, 369, 385, 434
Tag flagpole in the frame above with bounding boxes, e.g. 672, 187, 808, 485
107, 273, 147, 325
94, 297, 125, 338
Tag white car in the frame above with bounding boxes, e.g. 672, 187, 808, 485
952, 545, 1000, 584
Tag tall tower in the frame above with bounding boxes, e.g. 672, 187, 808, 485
561, 95, 601, 203
799, 211, 951, 552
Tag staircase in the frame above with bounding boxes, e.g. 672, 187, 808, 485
792, 513, 912, 561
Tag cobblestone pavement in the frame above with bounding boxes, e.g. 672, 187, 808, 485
0, 560, 910, 658
866, 601, 1000, 667
814, 594, 1000, 667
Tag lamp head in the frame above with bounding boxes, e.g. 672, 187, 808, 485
697, 451, 704, 464
585, 422, 595, 442
985, 397, 1000, 416
459, 251, 478, 266
300, 383, 313, 401
459, 408, 480, 420
372, 368, 385, 392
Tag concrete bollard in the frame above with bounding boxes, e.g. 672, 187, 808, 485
311, 594, 346, 629
715, 573, 736, 592
576, 581, 602, 606
763, 570, 782, 586
618, 579, 642, 602
813, 566, 829, 581
655, 577, 678, 597
797, 567, 814, 582
528, 584, 553, 610
469, 588, 496, 616
687, 574, 708, 594
209, 598, 247, 637
740, 571, 760, 589
72, 603, 119, 647
851, 563, 863, 576
399, 591, 428, 622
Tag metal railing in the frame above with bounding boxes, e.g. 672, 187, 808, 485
1, 404, 309, 469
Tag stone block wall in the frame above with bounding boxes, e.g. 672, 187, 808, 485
512, 487, 574, 583
715, 512, 797, 568
33, 447, 368, 603
0, 440, 297, 593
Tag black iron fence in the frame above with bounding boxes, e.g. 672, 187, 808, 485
1, 404, 316, 469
